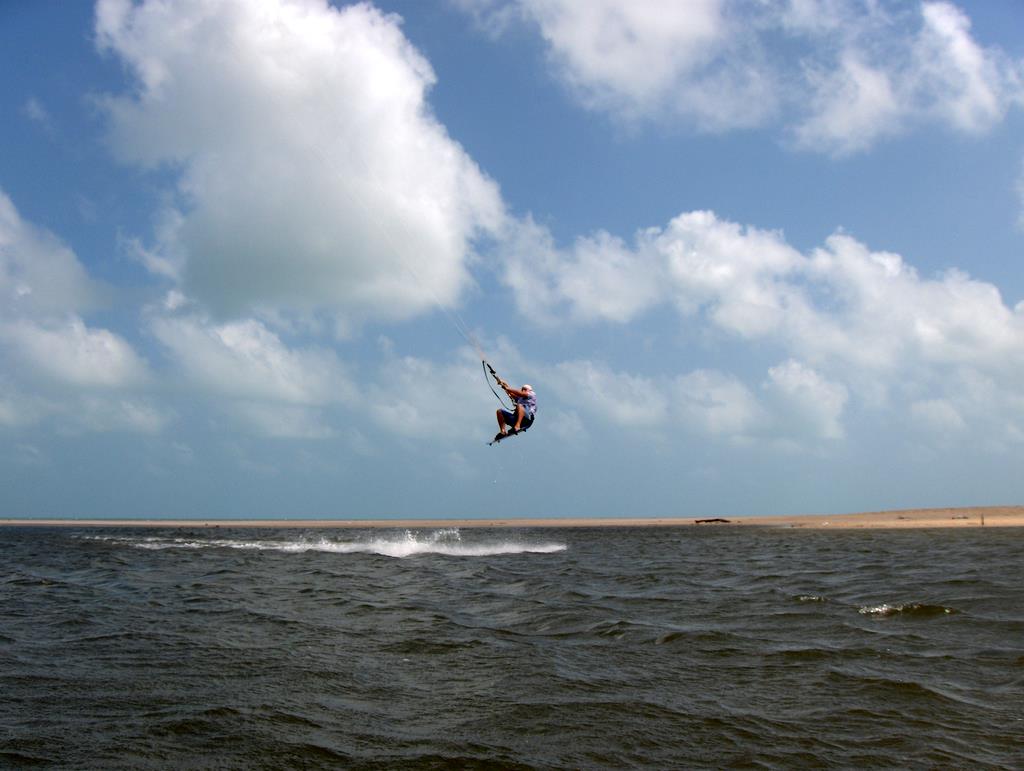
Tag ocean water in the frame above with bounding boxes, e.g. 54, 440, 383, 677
2, 524, 1022, 769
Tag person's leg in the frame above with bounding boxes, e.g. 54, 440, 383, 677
496, 408, 508, 434
512, 404, 524, 431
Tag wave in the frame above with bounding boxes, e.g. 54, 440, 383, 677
858, 603, 958, 618
81, 529, 567, 559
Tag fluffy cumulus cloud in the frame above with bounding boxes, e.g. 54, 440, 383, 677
803, 236, 1024, 374
0, 189, 160, 432
763, 359, 848, 440
797, 1, 1024, 155
150, 312, 356, 436
509, 209, 1024, 374
502, 216, 667, 325
506, 210, 807, 337
910, 397, 966, 435
672, 369, 764, 440
658, 212, 806, 338
465, 0, 775, 129
96, 0, 505, 320
548, 359, 669, 429
0, 191, 99, 317
534, 356, 852, 446
460, 0, 1024, 153
364, 344, 494, 439
1, 318, 149, 389
794, 51, 902, 155
504, 211, 806, 333
0, 381, 167, 435
151, 315, 352, 405
910, 2, 1015, 133
504, 208, 1024, 443
525, 0, 727, 109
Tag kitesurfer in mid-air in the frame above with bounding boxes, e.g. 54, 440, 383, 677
494, 380, 536, 442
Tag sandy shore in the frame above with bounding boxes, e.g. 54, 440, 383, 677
1, 506, 1022, 529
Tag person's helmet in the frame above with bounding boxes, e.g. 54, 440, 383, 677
522, 384, 533, 393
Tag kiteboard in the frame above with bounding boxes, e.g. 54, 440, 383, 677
488, 428, 524, 446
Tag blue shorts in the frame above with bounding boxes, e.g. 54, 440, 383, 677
500, 407, 534, 430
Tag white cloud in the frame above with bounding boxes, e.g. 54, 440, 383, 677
0, 190, 149, 387
0, 190, 100, 317
1, 318, 149, 389
505, 210, 808, 338
803, 235, 1024, 376
673, 369, 764, 439
910, 2, 1013, 133
466, 0, 1024, 153
96, 0, 505, 320
794, 52, 901, 156
508, 209, 1024, 381
548, 359, 668, 428
22, 97, 56, 136
149, 313, 359, 437
533, 356, 851, 448
504, 210, 806, 334
151, 315, 353, 405
511, 0, 775, 129
503, 217, 666, 324
503, 208, 1024, 444
365, 347, 494, 439
907, 369, 1024, 448
764, 359, 848, 439
794, 2, 1024, 155
528, 0, 725, 105
0, 188, 162, 434
544, 408, 587, 443
910, 397, 966, 434
0, 377, 169, 435
449, 0, 519, 35
659, 211, 805, 337
779, 0, 864, 34
0, 382, 49, 428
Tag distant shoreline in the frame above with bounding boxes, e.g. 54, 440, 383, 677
2, 506, 1022, 530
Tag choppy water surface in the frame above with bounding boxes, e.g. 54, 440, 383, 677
2, 525, 1022, 768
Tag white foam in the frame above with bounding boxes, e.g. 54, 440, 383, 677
82, 529, 567, 558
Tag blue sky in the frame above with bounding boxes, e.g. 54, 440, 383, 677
2, 0, 1023, 519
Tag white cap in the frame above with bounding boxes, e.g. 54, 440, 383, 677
522, 384, 533, 392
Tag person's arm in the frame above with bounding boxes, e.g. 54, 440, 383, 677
504, 384, 529, 400
498, 379, 528, 400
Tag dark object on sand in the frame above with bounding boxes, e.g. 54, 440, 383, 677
695, 518, 731, 524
